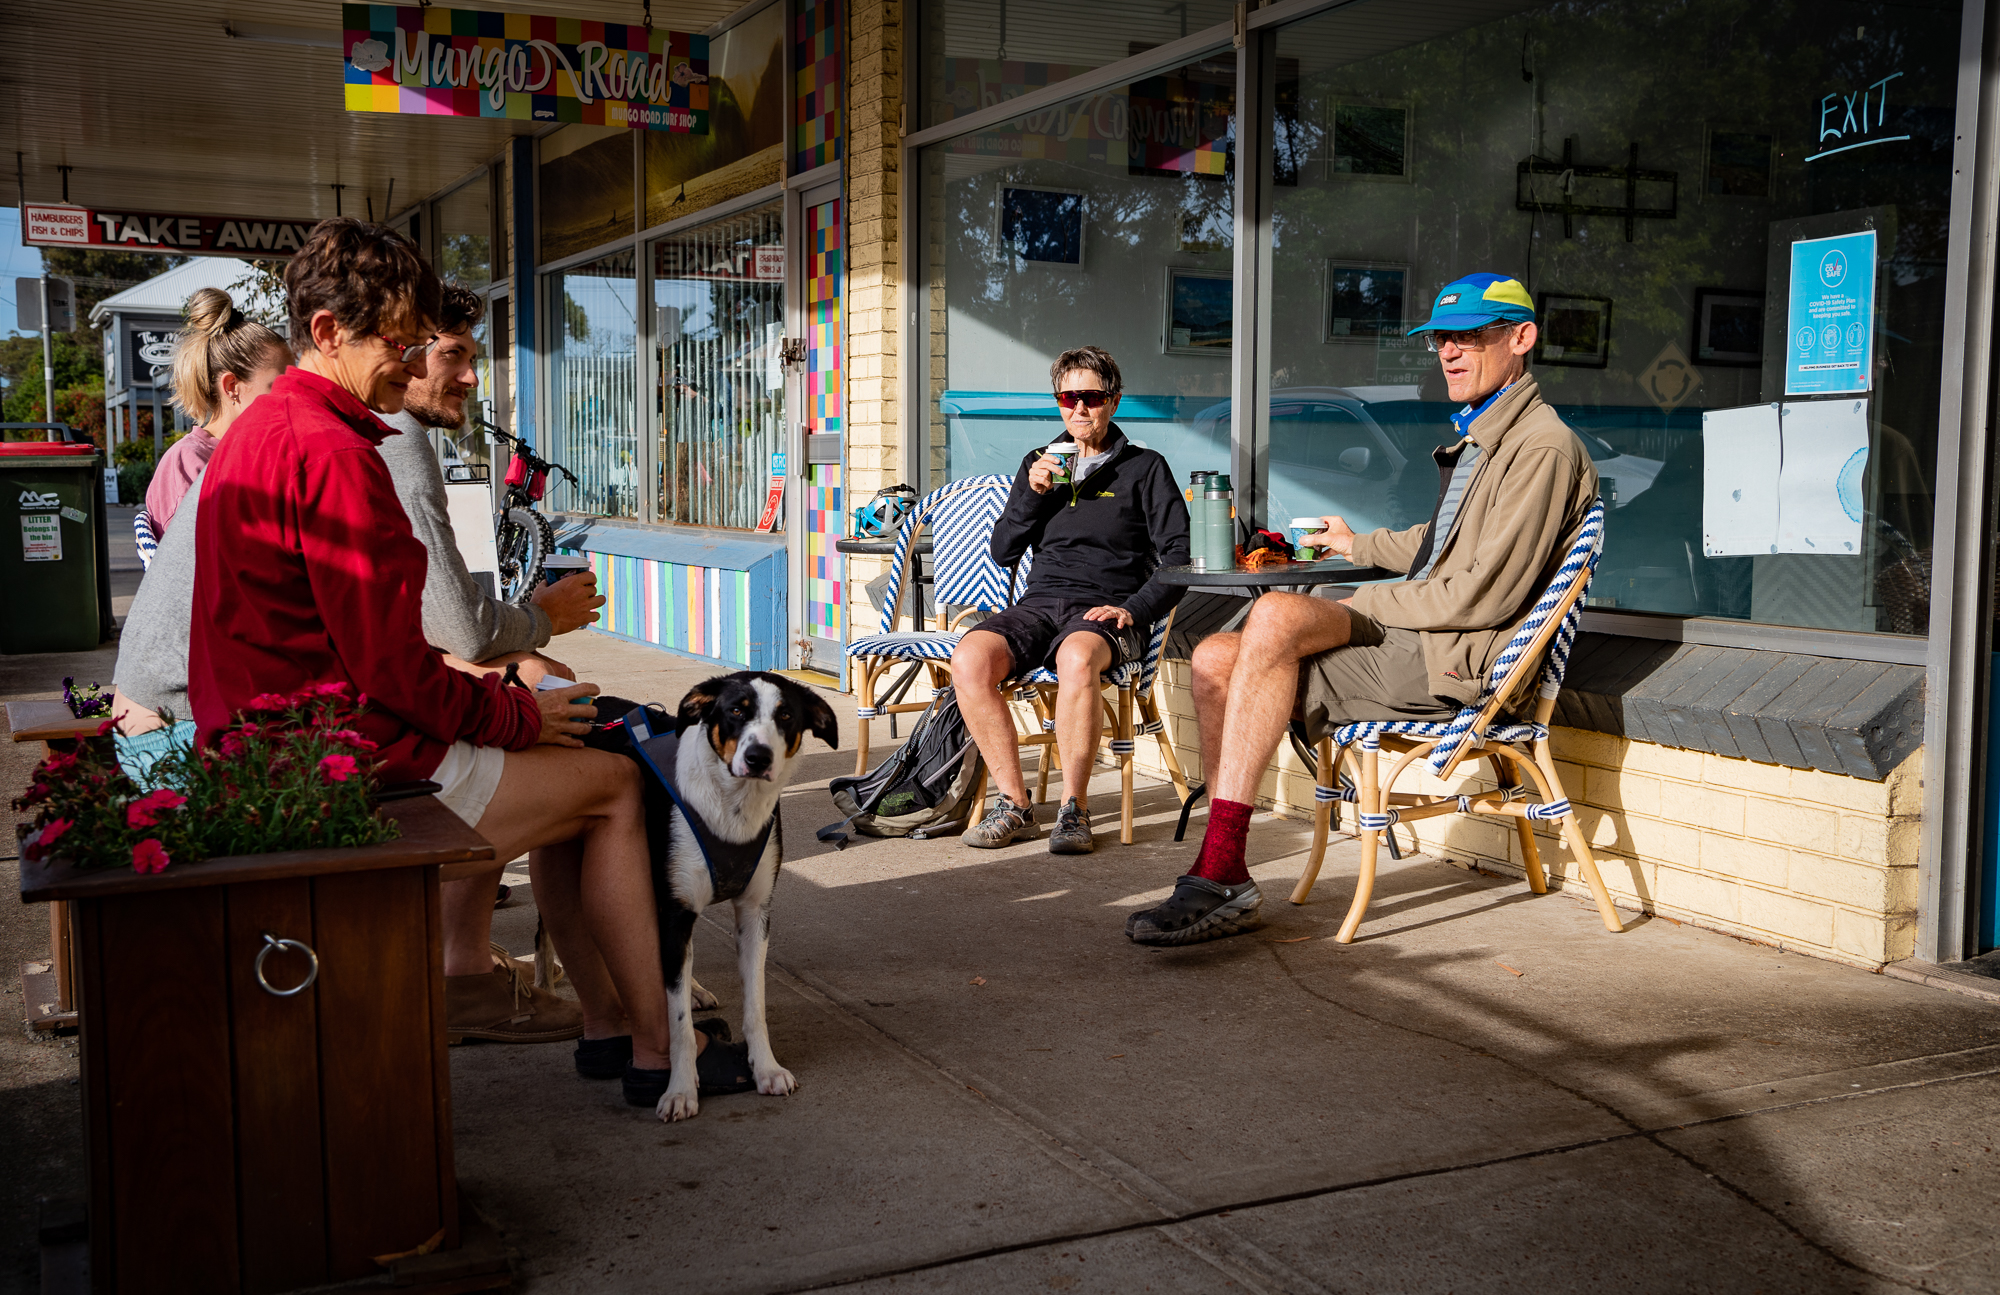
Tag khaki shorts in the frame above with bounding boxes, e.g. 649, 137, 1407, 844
1298, 610, 1461, 739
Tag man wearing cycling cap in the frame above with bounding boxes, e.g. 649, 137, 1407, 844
1126, 272, 1599, 946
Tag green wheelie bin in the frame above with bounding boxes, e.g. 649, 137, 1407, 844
0, 441, 110, 654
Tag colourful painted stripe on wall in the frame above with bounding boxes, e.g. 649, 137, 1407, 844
571, 548, 774, 669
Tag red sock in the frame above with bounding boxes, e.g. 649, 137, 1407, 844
1191, 798, 1254, 885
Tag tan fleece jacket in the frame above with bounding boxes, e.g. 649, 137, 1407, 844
1347, 373, 1599, 707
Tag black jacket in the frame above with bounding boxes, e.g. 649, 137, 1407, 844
990, 424, 1191, 627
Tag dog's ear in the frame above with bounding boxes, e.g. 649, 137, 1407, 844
788, 679, 839, 749
675, 677, 732, 733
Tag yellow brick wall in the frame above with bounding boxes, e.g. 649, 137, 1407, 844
842, 0, 904, 604
1122, 667, 1922, 969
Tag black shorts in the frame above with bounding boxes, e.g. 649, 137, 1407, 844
969, 595, 1146, 674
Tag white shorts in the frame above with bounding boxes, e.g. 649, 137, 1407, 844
431, 741, 508, 828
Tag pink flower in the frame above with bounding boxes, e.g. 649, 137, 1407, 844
41, 750, 77, 774
96, 718, 118, 737
246, 693, 292, 713
319, 754, 359, 783
131, 838, 170, 874
125, 788, 188, 829
219, 733, 245, 757
308, 681, 351, 699
29, 817, 74, 859
328, 729, 379, 752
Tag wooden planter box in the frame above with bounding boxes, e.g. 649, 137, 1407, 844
19, 796, 495, 1294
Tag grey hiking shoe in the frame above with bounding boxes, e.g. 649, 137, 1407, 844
965, 794, 1040, 848
1049, 798, 1095, 855
1125, 875, 1263, 945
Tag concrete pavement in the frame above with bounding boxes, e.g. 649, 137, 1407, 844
4, 543, 1999, 1292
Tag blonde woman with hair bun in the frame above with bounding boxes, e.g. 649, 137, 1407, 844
144, 286, 289, 539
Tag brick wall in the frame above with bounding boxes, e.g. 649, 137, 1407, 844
1128, 662, 1921, 970
843, 0, 903, 601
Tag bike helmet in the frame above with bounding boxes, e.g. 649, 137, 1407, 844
851, 484, 918, 539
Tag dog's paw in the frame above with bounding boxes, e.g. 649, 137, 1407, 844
755, 1064, 798, 1097
657, 1086, 700, 1122
689, 979, 720, 1011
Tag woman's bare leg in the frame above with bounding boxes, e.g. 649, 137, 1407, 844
528, 838, 627, 1039
474, 747, 672, 1070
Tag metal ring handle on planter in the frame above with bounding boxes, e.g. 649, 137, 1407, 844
253, 932, 320, 998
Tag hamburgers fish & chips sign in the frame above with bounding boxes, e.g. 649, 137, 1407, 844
21, 204, 318, 257
342, 4, 710, 132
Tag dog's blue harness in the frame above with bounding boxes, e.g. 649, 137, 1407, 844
623, 707, 778, 902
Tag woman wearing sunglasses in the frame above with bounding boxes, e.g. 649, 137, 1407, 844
951, 345, 1192, 856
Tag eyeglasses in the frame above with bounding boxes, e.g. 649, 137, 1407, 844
1423, 323, 1517, 353
373, 332, 435, 364
1054, 389, 1115, 410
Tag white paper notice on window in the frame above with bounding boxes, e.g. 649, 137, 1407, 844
1702, 404, 1780, 556
1775, 399, 1869, 554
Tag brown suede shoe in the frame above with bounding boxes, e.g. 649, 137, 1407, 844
446, 964, 586, 1045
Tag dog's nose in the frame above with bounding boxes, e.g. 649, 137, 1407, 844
740, 744, 773, 776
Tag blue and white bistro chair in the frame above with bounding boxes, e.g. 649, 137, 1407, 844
133, 508, 158, 573
1289, 499, 1624, 942
1012, 608, 1189, 846
844, 474, 1028, 776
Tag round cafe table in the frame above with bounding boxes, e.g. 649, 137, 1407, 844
1152, 556, 1407, 849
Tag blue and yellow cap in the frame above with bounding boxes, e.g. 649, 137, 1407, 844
1407, 273, 1536, 334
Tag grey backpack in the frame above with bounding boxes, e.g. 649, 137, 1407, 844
818, 686, 986, 843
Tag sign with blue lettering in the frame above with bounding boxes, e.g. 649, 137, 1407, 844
1785, 231, 1875, 396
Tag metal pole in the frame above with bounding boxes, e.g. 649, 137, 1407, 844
39, 275, 56, 438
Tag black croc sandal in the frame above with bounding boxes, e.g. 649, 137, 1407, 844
580, 1020, 731, 1081
621, 1025, 752, 1106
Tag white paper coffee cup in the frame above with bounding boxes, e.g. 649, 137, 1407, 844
1045, 444, 1078, 482
542, 553, 591, 585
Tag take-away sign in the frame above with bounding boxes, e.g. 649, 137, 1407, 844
22, 203, 318, 257
342, 5, 709, 133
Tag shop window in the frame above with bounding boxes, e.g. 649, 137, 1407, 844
540, 127, 636, 265
922, 52, 1238, 485
1266, 0, 1962, 635
547, 250, 640, 519
646, 0, 786, 230
437, 174, 493, 289
652, 202, 785, 528
918, 0, 1235, 130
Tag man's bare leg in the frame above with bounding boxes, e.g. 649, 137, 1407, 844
442, 650, 576, 687
1207, 594, 1354, 805
1128, 593, 1354, 945
1053, 631, 1112, 808
523, 837, 627, 1039
950, 629, 1030, 805
473, 748, 674, 1071
441, 868, 507, 976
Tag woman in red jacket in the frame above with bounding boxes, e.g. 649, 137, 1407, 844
190, 218, 733, 1110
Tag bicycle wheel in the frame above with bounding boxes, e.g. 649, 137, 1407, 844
496, 506, 553, 605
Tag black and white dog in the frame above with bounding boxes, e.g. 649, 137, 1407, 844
625, 672, 837, 1122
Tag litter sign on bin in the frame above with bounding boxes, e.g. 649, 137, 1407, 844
22, 512, 61, 561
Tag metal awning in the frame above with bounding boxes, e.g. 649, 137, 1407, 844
3, 0, 745, 223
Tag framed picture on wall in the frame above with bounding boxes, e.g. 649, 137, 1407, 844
1331, 101, 1411, 182
1323, 261, 1408, 343
1704, 125, 1775, 199
1535, 293, 1612, 368
1692, 287, 1765, 366
1165, 268, 1233, 354
996, 185, 1086, 266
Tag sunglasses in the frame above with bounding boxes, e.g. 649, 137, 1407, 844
373, 332, 436, 364
1054, 389, 1116, 411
